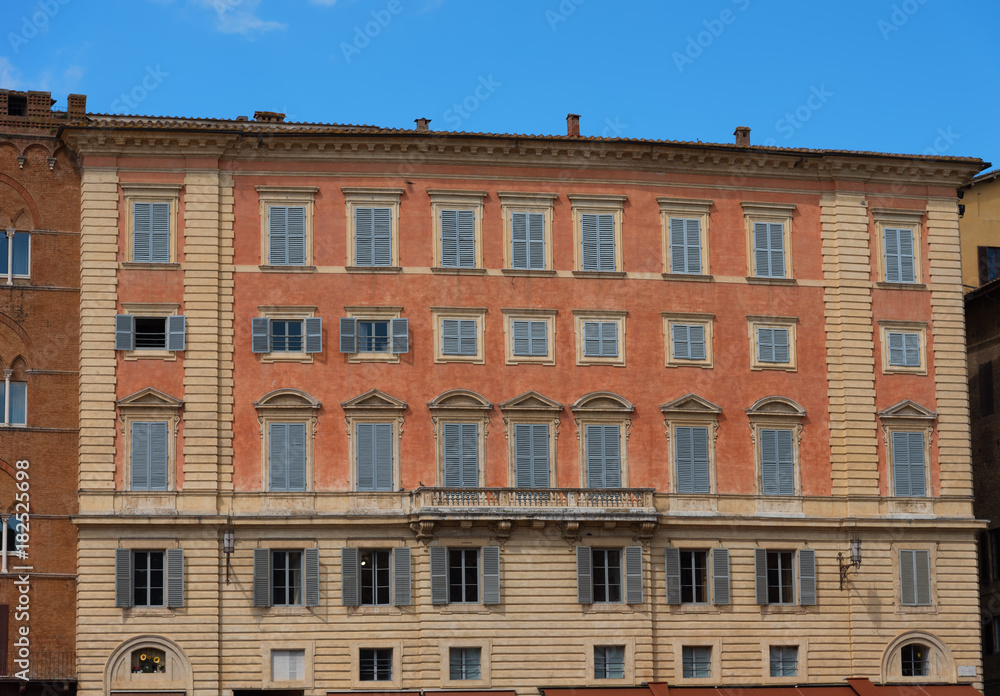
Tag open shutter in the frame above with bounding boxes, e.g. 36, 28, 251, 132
302, 317, 323, 354
458, 209, 476, 267
885, 228, 900, 283
115, 314, 134, 351
339, 318, 357, 353
692, 426, 710, 494
150, 202, 170, 262
374, 423, 394, 491
760, 429, 778, 495
356, 423, 374, 491
624, 545, 643, 604
754, 222, 771, 277
798, 549, 816, 606
391, 318, 408, 354
429, 546, 448, 604
888, 332, 905, 365
304, 547, 320, 607
373, 207, 392, 266
148, 422, 169, 491
167, 315, 185, 352
287, 423, 307, 491
131, 422, 150, 490
511, 212, 528, 268
461, 423, 478, 487
251, 317, 271, 353
712, 548, 730, 605
115, 548, 132, 608
776, 429, 794, 496
269, 206, 287, 265
393, 547, 411, 606
576, 546, 593, 604
341, 547, 359, 606
665, 546, 681, 605
689, 324, 705, 360
586, 424, 605, 488
768, 223, 785, 278
670, 218, 687, 273
133, 202, 152, 262
527, 212, 545, 269
581, 213, 599, 270
269, 423, 288, 491
675, 426, 693, 493
482, 546, 501, 604
772, 328, 790, 363
166, 548, 184, 608
286, 206, 306, 265
253, 547, 271, 607
900, 549, 916, 605
755, 548, 768, 604
672, 324, 690, 360
355, 207, 374, 265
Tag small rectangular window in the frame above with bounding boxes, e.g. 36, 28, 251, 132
581, 213, 616, 272
132, 202, 170, 263
116, 314, 186, 353
449, 647, 482, 680
899, 549, 932, 606
448, 548, 479, 603
891, 431, 926, 497
0, 232, 30, 277
680, 550, 708, 604
672, 324, 706, 361
272, 550, 303, 606
583, 321, 618, 357
669, 218, 702, 275
682, 646, 712, 678
887, 331, 920, 367
116, 548, 184, 609
0, 381, 27, 426
591, 549, 622, 603
339, 317, 408, 356
512, 320, 548, 357
511, 212, 545, 270
354, 207, 393, 266
271, 320, 303, 352
594, 645, 625, 679
884, 227, 915, 283
360, 549, 392, 605
757, 327, 790, 364
271, 649, 306, 681
767, 551, 794, 604
442, 319, 477, 356
440, 209, 476, 268
982, 361, 995, 417
359, 648, 393, 681
268, 205, 307, 266
753, 222, 785, 278
359, 320, 390, 352
769, 646, 798, 677
979, 246, 1000, 285
132, 550, 165, 607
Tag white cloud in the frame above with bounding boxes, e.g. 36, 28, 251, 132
0, 58, 23, 90
192, 0, 286, 35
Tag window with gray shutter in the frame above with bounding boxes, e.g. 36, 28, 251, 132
671, 324, 706, 361
576, 545, 593, 604
252, 317, 271, 353
132, 201, 170, 263
754, 548, 768, 605
166, 315, 186, 352
900, 549, 932, 606
624, 545, 643, 604
303, 547, 320, 607
482, 546, 500, 604
356, 422, 393, 491
115, 314, 134, 351
665, 547, 681, 605
892, 431, 926, 497
253, 547, 271, 607
757, 327, 790, 363
442, 422, 479, 487
884, 227, 915, 283
586, 424, 622, 488
268, 205, 306, 266
393, 547, 411, 606
391, 318, 409, 354
670, 217, 702, 274
355, 207, 393, 266
429, 546, 448, 605
512, 320, 547, 357
887, 331, 920, 367
514, 423, 549, 488
131, 421, 169, 491
441, 209, 476, 267
581, 213, 616, 272
760, 428, 794, 496
442, 319, 477, 356
115, 548, 132, 608
675, 426, 710, 494
583, 321, 618, 357
753, 222, 785, 278
511, 211, 545, 269
341, 547, 359, 606
269, 422, 307, 492
166, 548, 184, 608
798, 549, 816, 606
711, 548, 730, 605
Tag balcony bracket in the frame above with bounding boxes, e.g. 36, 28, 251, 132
560, 521, 582, 545
631, 520, 659, 544
488, 519, 514, 546
408, 520, 437, 544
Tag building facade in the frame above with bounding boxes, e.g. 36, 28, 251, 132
0, 89, 82, 694
959, 170, 1000, 291
62, 111, 986, 696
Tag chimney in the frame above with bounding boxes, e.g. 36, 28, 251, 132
67, 94, 87, 117
27, 91, 54, 118
734, 126, 751, 147
414, 117, 431, 132
253, 110, 286, 123
567, 113, 580, 137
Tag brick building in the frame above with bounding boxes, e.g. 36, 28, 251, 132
59, 108, 986, 696
0, 89, 82, 694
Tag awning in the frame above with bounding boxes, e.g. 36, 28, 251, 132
542, 680, 982, 696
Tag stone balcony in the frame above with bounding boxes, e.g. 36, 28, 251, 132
411, 486, 657, 520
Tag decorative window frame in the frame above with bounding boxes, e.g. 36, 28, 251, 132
573, 310, 627, 367
761, 639, 809, 683
890, 543, 937, 613
428, 390, 492, 487
120, 302, 182, 361
121, 182, 181, 266
253, 389, 321, 493
342, 187, 404, 271
745, 396, 807, 497
583, 638, 635, 685
742, 202, 796, 280
872, 207, 925, 286
429, 189, 487, 271
502, 308, 557, 366
440, 639, 493, 688
118, 388, 183, 493
568, 193, 627, 275
877, 399, 936, 498
878, 320, 928, 375
499, 391, 563, 488
257, 185, 318, 269
341, 389, 407, 493
498, 191, 557, 274
661, 394, 722, 494
344, 306, 404, 364
257, 305, 318, 364
571, 392, 635, 488
261, 641, 315, 690
104, 634, 193, 695
431, 307, 486, 364
659, 197, 712, 278
747, 315, 799, 372
673, 638, 722, 684
881, 631, 954, 683
663, 312, 715, 369
350, 641, 404, 689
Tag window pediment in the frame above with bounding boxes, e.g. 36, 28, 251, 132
660, 393, 722, 416
499, 390, 563, 414
877, 399, 936, 422
341, 389, 407, 414
253, 388, 321, 411
427, 389, 492, 413
117, 387, 183, 411
571, 392, 634, 414
745, 396, 806, 419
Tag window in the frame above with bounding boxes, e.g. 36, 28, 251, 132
443, 320, 477, 356
878, 400, 935, 501
500, 191, 556, 272
430, 546, 501, 605
339, 308, 408, 361
899, 549, 932, 606
682, 646, 712, 679
122, 183, 180, 265
900, 643, 928, 677
271, 649, 305, 681
873, 208, 923, 285
258, 186, 315, 267
251, 308, 323, 361
343, 389, 405, 492
574, 311, 627, 366
114, 548, 184, 608
503, 310, 556, 365
450, 647, 482, 680
679, 550, 707, 603
577, 546, 642, 604
754, 548, 816, 606
760, 428, 795, 496
268, 422, 307, 492
573, 392, 634, 490
748, 316, 798, 371
585, 424, 622, 488
884, 227, 915, 283
659, 197, 712, 276
430, 189, 485, 270
665, 547, 730, 605
252, 547, 319, 608
500, 391, 561, 489
442, 423, 479, 487
355, 422, 394, 492
0, 230, 30, 280
663, 313, 714, 368
0, 379, 26, 426
131, 647, 166, 673
981, 360, 994, 416
979, 246, 1000, 285
570, 194, 626, 274
343, 187, 402, 269
115, 313, 186, 354
341, 546, 411, 607
886, 332, 920, 367
513, 423, 550, 488
433, 308, 486, 364
254, 389, 319, 493
891, 431, 926, 497
747, 396, 805, 497
584, 322, 617, 357
429, 390, 491, 487
879, 321, 927, 374
511, 212, 546, 269
130, 421, 169, 491
743, 202, 795, 280
594, 646, 625, 679
359, 648, 393, 681
770, 646, 798, 677
675, 426, 710, 494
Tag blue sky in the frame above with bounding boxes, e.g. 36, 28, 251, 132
2, 0, 998, 169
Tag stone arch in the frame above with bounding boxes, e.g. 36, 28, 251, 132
570, 391, 634, 413
253, 388, 321, 410
8, 356, 27, 381
0, 175, 38, 230
427, 389, 491, 410
881, 630, 955, 683
105, 634, 193, 695
746, 395, 806, 416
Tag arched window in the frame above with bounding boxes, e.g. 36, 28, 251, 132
130, 647, 166, 674
901, 643, 928, 677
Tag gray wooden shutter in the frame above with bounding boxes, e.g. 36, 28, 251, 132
672, 324, 690, 360
131, 422, 149, 490
903, 333, 920, 366
689, 324, 705, 360
798, 549, 816, 606
685, 218, 701, 274
624, 546, 643, 604
458, 209, 475, 267
773, 329, 790, 363
587, 424, 605, 488
899, 549, 930, 606
692, 426, 710, 493
252, 317, 270, 353
531, 424, 549, 487
512, 321, 529, 356
269, 422, 288, 491
356, 423, 374, 491
355, 207, 374, 265
269, 206, 287, 265
373, 207, 392, 265
885, 227, 900, 282
603, 322, 618, 357
511, 212, 529, 268
675, 426, 693, 493
375, 423, 394, 491
914, 549, 931, 605
429, 546, 448, 604
665, 547, 681, 605
898, 228, 914, 282
391, 318, 409, 354
167, 315, 185, 351
304, 547, 320, 607
304, 317, 323, 354
760, 429, 778, 495
768, 223, 785, 277
527, 212, 545, 269
754, 222, 771, 277
888, 332, 905, 365
287, 423, 307, 491
670, 218, 687, 273
115, 548, 132, 608
393, 547, 411, 606
461, 423, 478, 487
286, 206, 306, 265
443, 423, 461, 486
115, 314, 134, 351
893, 431, 925, 497
150, 201, 170, 263
712, 548, 730, 605
755, 548, 768, 604
514, 424, 531, 487
597, 214, 615, 271
776, 429, 794, 496
908, 432, 926, 497
133, 202, 152, 262
482, 546, 500, 604
149, 422, 168, 491
576, 546, 592, 604
442, 320, 460, 355
584, 322, 601, 357
339, 317, 357, 353
758, 328, 775, 363
441, 209, 459, 266
581, 213, 599, 270
529, 321, 547, 356
253, 547, 271, 607
166, 548, 184, 608
341, 547, 359, 606
459, 320, 476, 355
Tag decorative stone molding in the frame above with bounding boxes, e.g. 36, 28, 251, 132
489, 519, 514, 546
877, 399, 936, 449
409, 520, 437, 544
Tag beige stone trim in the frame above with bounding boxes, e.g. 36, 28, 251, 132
878, 320, 928, 375
661, 394, 722, 494
761, 639, 808, 682
881, 630, 956, 683
747, 315, 799, 372
254, 389, 321, 493
350, 640, 403, 689
662, 312, 715, 369
429, 189, 487, 269
431, 307, 486, 364
498, 191, 557, 271
659, 197, 712, 276
746, 396, 806, 497
502, 309, 557, 366
873, 206, 925, 284
440, 639, 492, 688
573, 310, 627, 367
342, 390, 406, 492
427, 390, 491, 487
258, 186, 316, 266
571, 392, 634, 488
499, 391, 562, 488
890, 543, 938, 613
672, 638, 721, 683
262, 641, 315, 689
342, 187, 403, 268
569, 194, 626, 272
743, 202, 795, 279
121, 182, 181, 264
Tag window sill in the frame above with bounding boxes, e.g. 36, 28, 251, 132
573, 270, 627, 279
346, 352, 400, 364
260, 352, 314, 364
347, 605, 403, 616
122, 262, 180, 270
876, 281, 926, 291
346, 265, 402, 274
884, 366, 927, 376
750, 363, 797, 372
578, 358, 626, 368
662, 273, 713, 283
670, 603, 721, 614
582, 603, 635, 614
431, 266, 488, 275
435, 355, 486, 365
666, 360, 714, 369
895, 605, 937, 614
264, 606, 315, 615
502, 268, 557, 277
123, 350, 178, 362
506, 357, 556, 367
123, 607, 173, 616
258, 265, 317, 273
746, 276, 797, 285
438, 603, 491, 615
